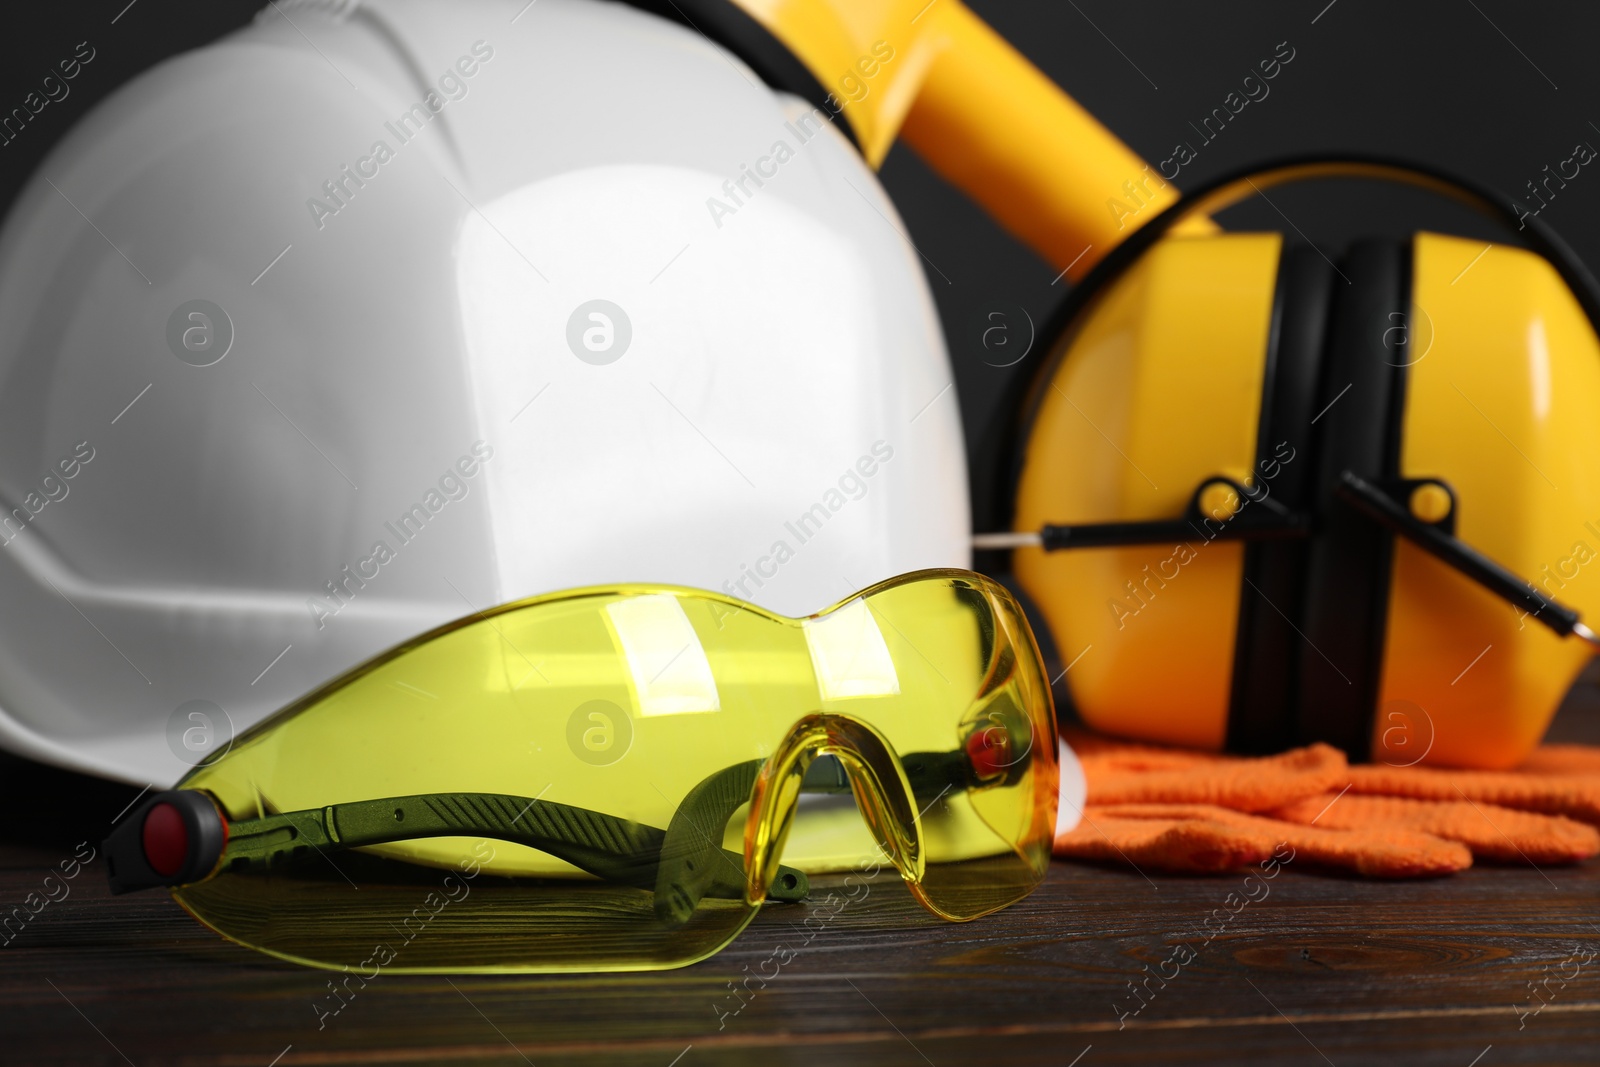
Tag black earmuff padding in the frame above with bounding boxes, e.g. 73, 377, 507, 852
1292, 239, 1413, 760
1226, 244, 1336, 754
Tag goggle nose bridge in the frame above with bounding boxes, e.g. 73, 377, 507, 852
744, 712, 926, 905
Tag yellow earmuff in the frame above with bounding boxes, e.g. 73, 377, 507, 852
993, 160, 1600, 770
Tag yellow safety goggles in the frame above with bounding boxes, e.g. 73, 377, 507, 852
103, 569, 1057, 973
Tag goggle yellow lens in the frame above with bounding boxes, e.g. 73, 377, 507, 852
129, 569, 1055, 972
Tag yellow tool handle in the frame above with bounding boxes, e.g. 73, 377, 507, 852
899, 2, 1213, 281
725, 0, 1213, 281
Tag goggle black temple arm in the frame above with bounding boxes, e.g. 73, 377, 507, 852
104, 788, 810, 903
103, 747, 999, 910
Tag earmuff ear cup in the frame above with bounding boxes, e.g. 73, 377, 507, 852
1225, 245, 1336, 755
1293, 239, 1414, 761
1010, 234, 1285, 750
1373, 233, 1600, 768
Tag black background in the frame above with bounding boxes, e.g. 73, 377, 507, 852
1, 0, 1597, 531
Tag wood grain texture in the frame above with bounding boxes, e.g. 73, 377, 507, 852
3, 684, 1598, 1066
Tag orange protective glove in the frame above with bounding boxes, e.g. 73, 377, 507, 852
1053, 730, 1600, 877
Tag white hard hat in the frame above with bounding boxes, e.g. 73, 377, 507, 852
0, 0, 968, 785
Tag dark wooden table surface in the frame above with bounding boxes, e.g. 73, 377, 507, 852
5, 684, 1599, 1067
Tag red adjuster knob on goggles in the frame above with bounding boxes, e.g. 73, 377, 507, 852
104, 791, 228, 894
